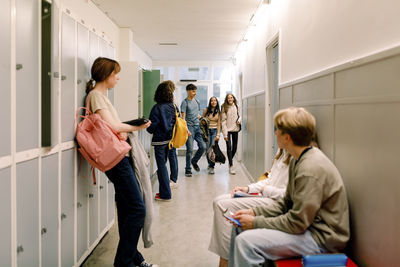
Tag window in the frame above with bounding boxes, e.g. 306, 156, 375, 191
178, 67, 210, 81
156, 66, 175, 81
180, 85, 208, 111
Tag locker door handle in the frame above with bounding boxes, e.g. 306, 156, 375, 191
53, 72, 60, 78
61, 213, 67, 220
17, 245, 24, 253
77, 202, 82, 208
61, 75, 67, 80
41, 228, 47, 235
77, 79, 82, 84
88, 193, 94, 198
16, 64, 23, 70
99, 185, 104, 190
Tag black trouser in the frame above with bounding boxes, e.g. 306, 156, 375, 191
225, 131, 238, 166
105, 157, 146, 267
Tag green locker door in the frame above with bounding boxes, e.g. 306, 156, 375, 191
142, 70, 160, 118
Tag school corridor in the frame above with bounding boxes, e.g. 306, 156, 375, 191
1, 0, 400, 266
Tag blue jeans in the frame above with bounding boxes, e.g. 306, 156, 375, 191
154, 144, 172, 199
105, 157, 146, 267
168, 147, 178, 182
185, 125, 206, 172
206, 128, 218, 168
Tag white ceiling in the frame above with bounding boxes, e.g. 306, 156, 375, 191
91, 0, 261, 61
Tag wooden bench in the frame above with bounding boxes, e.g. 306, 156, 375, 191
275, 257, 357, 267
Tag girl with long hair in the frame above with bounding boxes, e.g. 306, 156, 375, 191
146, 80, 177, 201
220, 93, 241, 174
202, 96, 221, 174
85, 57, 157, 267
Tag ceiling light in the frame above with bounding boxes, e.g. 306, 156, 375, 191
158, 43, 178, 46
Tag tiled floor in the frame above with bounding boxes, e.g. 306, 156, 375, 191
82, 156, 250, 267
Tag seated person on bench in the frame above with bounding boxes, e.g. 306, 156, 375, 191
227, 107, 350, 267
209, 148, 291, 267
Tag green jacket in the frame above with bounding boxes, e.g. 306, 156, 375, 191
253, 147, 350, 252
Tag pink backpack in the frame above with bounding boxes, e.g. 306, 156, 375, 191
75, 96, 131, 183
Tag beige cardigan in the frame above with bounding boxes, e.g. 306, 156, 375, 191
220, 104, 240, 138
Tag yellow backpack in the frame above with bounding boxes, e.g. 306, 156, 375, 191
169, 105, 188, 149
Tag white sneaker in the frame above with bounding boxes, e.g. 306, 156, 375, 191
138, 261, 159, 267
208, 168, 215, 174
229, 166, 236, 175
170, 180, 179, 189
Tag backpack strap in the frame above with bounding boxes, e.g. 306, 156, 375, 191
234, 103, 240, 122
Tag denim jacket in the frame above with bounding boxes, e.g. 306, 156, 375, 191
146, 102, 176, 145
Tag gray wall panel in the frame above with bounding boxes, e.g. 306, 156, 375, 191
335, 103, 400, 265
255, 94, 265, 176
305, 105, 334, 160
293, 74, 333, 102
61, 14, 76, 142
246, 97, 256, 178
61, 149, 74, 267
279, 51, 400, 266
17, 159, 39, 267
41, 154, 59, 267
279, 86, 292, 109
16, 0, 39, 151
0, 168, 11, 267
242, 98, 248, 170
335, 55, 400, 99
0, 0, 11, 157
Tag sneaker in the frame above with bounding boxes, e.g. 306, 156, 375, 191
185, 170, 192, 177
138, 261, 159, 267
170, 180, 179, 189
208, 167, 215, 174
229, 166, 236, 175
154, 193, 171, 202
191, 160, 200, 172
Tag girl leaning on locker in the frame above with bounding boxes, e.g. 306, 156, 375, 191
202, 96, 221, 174
220, 93, 241, 174
85, 57, 158, 267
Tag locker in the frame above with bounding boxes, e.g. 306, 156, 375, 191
61, 13, 76, 143
89, 32, 99, 72
108, 179, 115, 225
77, 23, 90, 260
61, 149, 75, 267
0, 168, 11, 267
41, 154, 59, 267
88, 170, 99, 246
99, 38, 108, 57
51, 2, 60, 147
0, 0, 11, 157
77, 23, 89, 109
16, 0, 39, 152
108, 88, 114, 105
99, 172, 108, 232
77, 158, 89, 260
16, 159, 39, 267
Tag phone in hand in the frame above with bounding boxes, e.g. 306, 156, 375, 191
223, 212, 241, 227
